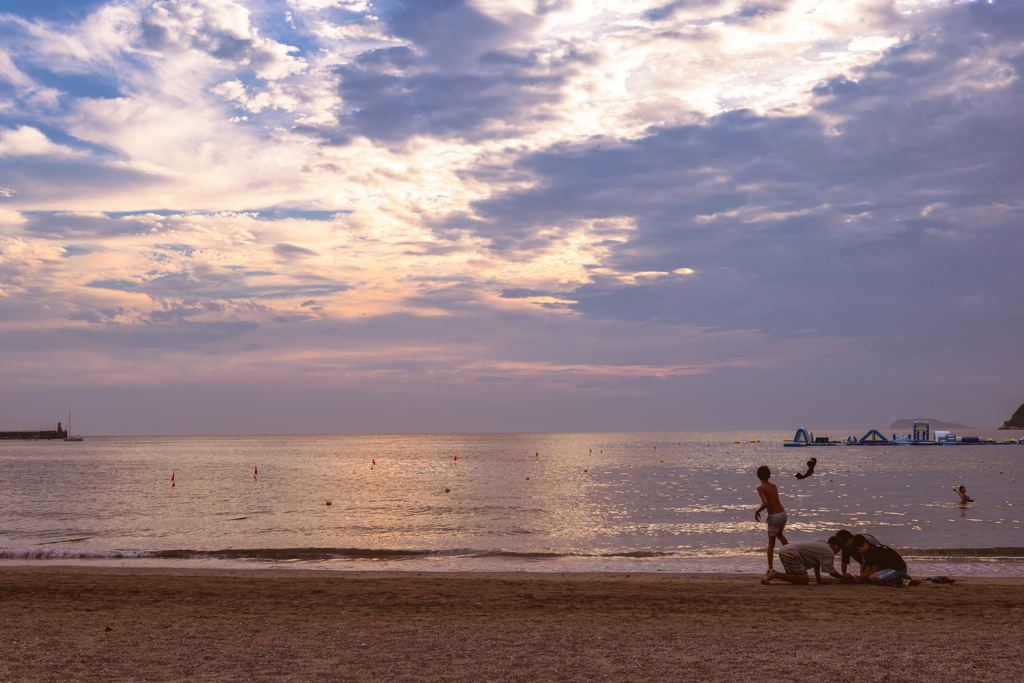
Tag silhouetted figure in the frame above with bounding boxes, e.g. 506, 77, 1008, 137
795, 457, 817, 480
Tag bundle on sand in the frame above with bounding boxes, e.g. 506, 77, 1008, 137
1, 568, 1022, 682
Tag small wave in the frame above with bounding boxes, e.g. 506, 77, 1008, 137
4, 546, 1023, 563
154, 547, 438, 561
0, 547, 156, 560
604, 551, 676, 559
0, 546, 680, 563
902, 547, 1024, 559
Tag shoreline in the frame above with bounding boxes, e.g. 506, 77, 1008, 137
3, 567, 1023, 681
4, 565, 1024, 583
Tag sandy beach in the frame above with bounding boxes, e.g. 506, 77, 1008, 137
1, 568, 1022, 682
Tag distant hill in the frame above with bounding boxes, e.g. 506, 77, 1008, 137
999, 403, 1024, 430
890, 418, 972, 431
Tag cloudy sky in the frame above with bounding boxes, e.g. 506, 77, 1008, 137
1, 0, 1021, 434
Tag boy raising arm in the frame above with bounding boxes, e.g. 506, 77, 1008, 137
754, 465, 789, 583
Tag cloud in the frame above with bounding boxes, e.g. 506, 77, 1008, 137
450, 7, 1024, 342
329, 44, 578, 142
0, 0, 1022, 431
273, 242, 320, 257
140, 0, 306, 80
0, 126, 78, 157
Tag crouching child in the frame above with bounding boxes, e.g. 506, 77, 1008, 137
850, 534, 908, 585
763, 540, 848, 585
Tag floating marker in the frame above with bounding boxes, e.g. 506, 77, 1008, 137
454, 456, 457, 463
526, 477, 530, 480
590, 449, 592, 453
171, 472, 175, 487
372, 459, 375, 466
535, 452, 538, 457
254, 466, 258, 477
326, 500, 332, 505
654, 446, 656, 450
445, 488, 450, 493
584, 469, 588, 472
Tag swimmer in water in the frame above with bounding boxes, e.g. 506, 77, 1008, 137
951, 485, 973, 504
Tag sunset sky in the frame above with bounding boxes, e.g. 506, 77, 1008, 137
1, 0, 1021, 434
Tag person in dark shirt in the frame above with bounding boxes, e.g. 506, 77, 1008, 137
850, 534, 907, 584
831, 529, 879, 574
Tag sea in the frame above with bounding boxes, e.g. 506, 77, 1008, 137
1, 431, 1022, 576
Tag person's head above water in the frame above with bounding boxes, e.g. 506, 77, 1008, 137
959, 486, 967, 493
756, 465, 771, 481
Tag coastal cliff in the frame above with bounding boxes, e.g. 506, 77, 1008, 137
999, 403, 1024, 430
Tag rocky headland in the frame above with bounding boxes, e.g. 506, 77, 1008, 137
999, 403, 1024, 430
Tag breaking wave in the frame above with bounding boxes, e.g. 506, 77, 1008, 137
3, 546, 1024, 562
0, 547, 157, 560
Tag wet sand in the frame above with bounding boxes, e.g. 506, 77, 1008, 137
1, 568, 1023, 682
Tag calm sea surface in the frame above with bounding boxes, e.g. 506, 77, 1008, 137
1, 431, 1022, 575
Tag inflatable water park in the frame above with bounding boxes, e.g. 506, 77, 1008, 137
784, 421, 1023, 447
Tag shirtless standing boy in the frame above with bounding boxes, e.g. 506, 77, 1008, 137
755, 465, 789, 582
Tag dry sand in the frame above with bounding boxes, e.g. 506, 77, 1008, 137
2, 567, 1023, 682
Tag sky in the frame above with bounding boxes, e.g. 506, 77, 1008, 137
0, 0, 1021, 435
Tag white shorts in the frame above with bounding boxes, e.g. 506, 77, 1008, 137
766, 511, 788, 538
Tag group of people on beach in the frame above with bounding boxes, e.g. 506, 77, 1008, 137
753, 465, 913, 586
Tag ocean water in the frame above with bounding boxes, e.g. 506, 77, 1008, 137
1, 431, 1022, 576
